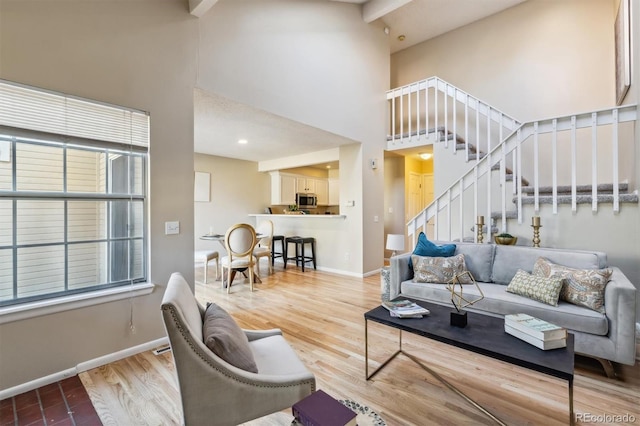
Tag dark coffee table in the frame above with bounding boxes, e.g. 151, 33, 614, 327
364, 299, 575, 425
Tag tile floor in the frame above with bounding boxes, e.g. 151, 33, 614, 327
0, 376, 101, 426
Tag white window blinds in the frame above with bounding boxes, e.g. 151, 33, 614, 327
0, 80, 149, 147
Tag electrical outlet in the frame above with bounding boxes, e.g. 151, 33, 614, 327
345, 252, 350, 261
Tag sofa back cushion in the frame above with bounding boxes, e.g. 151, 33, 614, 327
491, 245, 607, 285
451, 242, 495, 283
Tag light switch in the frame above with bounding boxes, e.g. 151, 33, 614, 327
165, 221, 180, 235
373, 215, 379, 222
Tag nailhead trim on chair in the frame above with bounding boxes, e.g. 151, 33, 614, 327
163, 305, 316, 391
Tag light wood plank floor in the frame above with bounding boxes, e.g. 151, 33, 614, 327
81, 261, 640, 425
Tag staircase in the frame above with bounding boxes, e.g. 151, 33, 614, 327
386, 77, 639, 244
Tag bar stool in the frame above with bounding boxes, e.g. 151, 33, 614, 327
284, 236, 316, 272
271, 235, 285, 267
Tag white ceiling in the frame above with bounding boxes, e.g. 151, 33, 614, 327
194, 0, 526, 165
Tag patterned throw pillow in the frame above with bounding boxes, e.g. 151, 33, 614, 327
532, 257, 611, 313
412, 253, 468, 284
506, 269, 563, 306
409, 232, 456, 269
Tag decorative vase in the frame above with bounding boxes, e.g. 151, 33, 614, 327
494, 236, 517, 245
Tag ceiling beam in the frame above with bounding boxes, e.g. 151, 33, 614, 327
189, 0, 220, 18
362, 0, 413, 23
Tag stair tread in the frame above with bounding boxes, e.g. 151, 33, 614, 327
522, 183, 629, 195
386, 126, 446, 141
514, 193, 638, 204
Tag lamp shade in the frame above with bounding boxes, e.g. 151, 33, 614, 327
386, 234, 405, 252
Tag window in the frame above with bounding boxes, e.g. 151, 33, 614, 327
0, 80, 149, 307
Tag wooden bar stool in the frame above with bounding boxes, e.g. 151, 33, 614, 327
271, 235, 285, 267
284, 236, 316, 272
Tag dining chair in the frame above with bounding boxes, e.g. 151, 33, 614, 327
253, 220, 274, 275
220, 223, 258, 293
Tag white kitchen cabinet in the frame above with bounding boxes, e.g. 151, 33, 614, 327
296, 177, 316, 194
270, 172, 297, 205
328, 178, 339, 205
315, 179, 329, 205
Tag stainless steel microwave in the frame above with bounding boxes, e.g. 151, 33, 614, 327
296, 193, 317, 208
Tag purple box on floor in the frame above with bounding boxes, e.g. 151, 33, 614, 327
292, 390, 356, 426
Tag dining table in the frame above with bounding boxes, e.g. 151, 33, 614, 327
200, 232, 265, 286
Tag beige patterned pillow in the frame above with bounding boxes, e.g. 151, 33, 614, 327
532, 257, 611, 313
506, 269, 563, 306
412, 254, 468, 284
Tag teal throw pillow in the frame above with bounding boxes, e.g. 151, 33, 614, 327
409, 232, 456, 269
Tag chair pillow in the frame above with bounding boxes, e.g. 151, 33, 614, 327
202, 303, 258, 373
409, 232, 456, 269
506, 269, 563, 306
412, 253, 468, 284
532, 257, 611, 313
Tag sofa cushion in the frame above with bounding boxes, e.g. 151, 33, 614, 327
491, 245, 606, 285
532, 257, 612, 313
412, 254, 468, 284
248, 335, 310, 376
506, 269, 563, 306
398, 280, 608, 335
409, 232, 456, 269
450, 242, 495, 283
202, 303, 258, 373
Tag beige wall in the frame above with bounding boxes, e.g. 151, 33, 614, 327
194, 154, 271, 251
0, 0, 389, 390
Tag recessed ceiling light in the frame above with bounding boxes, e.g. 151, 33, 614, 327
398, 35, 406, 41
326, 165, 331, 169
419, 152, 433, 160
238, 139, 248, 144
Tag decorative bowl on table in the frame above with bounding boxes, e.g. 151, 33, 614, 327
494, 234, 517, 245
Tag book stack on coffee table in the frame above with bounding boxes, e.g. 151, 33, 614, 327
504, 313, 567, 350
292, 390, 356, 426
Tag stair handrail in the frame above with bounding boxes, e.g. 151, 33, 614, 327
386, 76, 522, 150
406, 104, 638, 245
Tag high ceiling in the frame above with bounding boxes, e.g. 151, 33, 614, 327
193, 0, 526, 165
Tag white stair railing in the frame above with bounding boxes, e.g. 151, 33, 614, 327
406, 104, 638, 246
387, 77, 521, 159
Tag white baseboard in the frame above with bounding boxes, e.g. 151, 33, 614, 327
0, 337, 169, 400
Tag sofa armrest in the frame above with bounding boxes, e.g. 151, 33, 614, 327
244, 328, 283, 341
604, 267, 637, 365
390, 252, 413, 300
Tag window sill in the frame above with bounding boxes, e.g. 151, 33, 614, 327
0, 283, 155, 325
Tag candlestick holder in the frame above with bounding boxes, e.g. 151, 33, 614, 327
531, 224, 542, 247
476, 216, 485, 243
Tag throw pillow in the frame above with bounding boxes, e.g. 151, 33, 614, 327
412, 253, 469, 284
202, 303, 258, 373
506, 269, 563, 306
409, 232, 456, 269
532, 257, 612, 313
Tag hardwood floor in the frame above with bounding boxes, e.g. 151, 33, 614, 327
80, 261, 640, 425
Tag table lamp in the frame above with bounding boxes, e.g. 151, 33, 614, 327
386, 234, 405, 257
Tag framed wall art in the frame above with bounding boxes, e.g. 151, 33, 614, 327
615, 0, 631, 105
194, 171, 210, 202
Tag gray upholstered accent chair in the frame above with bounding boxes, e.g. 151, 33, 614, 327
161, 272, 316, 426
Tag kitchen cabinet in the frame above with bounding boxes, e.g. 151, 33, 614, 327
328, 179, 339, 206
296, 177, 316, 194
315, 179, 329, 205
270, 172, 297, 205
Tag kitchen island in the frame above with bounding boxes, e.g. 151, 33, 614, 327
248, 213, 350, 274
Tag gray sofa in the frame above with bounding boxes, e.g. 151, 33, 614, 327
389, 242, 637, 368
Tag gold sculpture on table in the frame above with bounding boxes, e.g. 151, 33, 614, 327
446, 271, 484, 327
